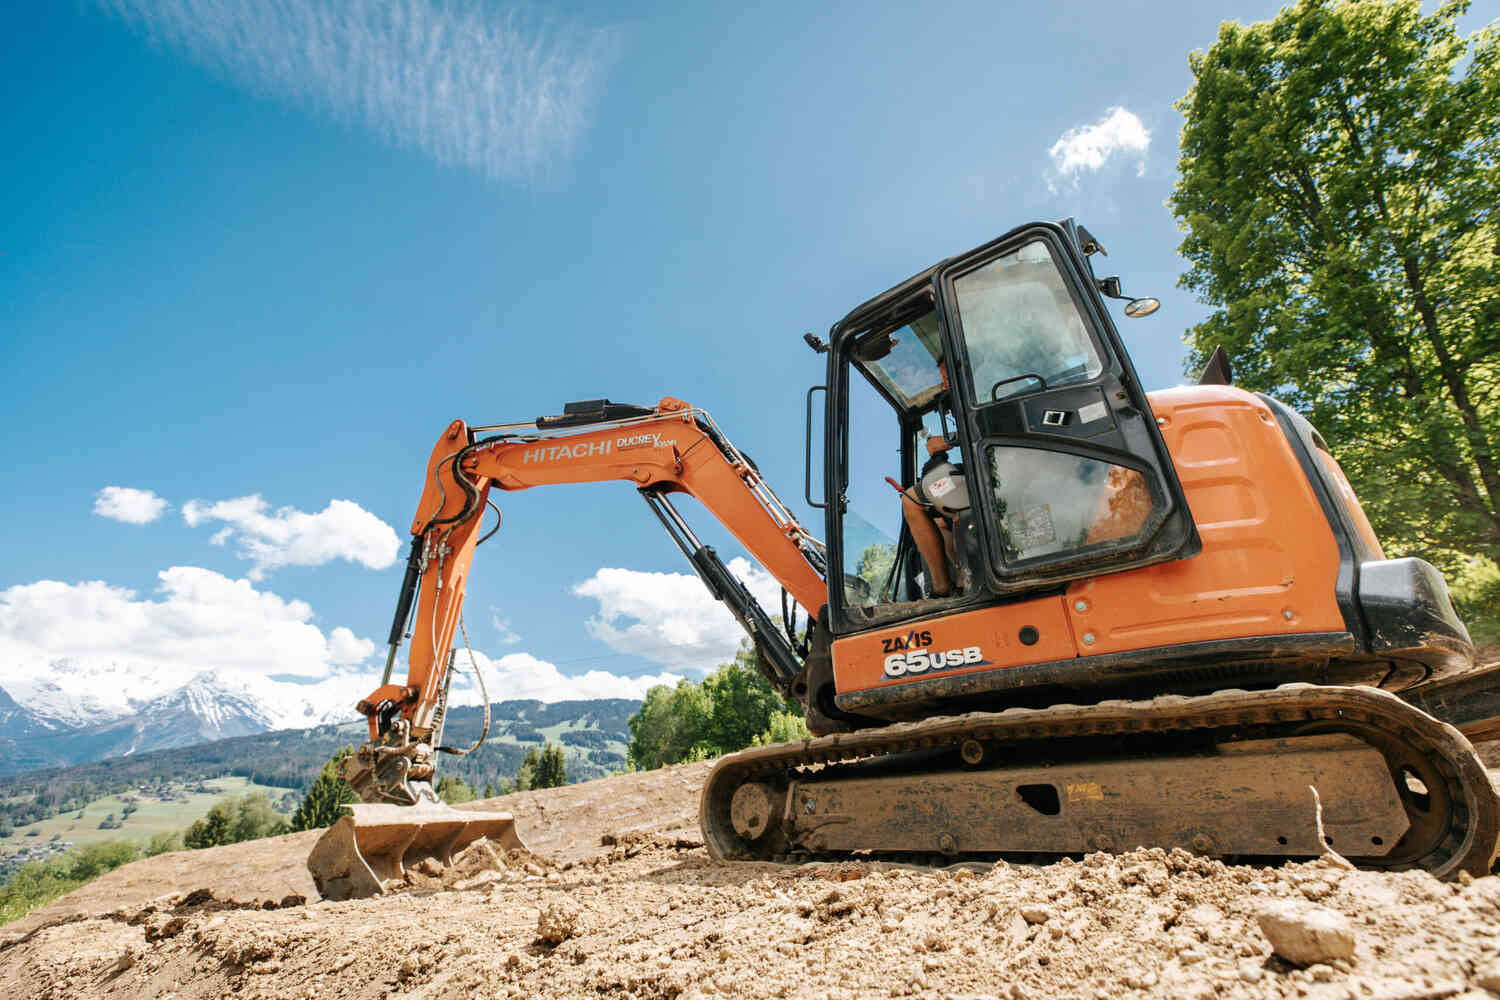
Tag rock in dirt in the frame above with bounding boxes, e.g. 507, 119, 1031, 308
1472, 959, 1500, 993
1020, 906, 1051, 924
538, 899, 582, 945
1255, 899, 1356, 967
144, 914, 186, 942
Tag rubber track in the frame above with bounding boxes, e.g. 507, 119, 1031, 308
699, 684, 1500, 878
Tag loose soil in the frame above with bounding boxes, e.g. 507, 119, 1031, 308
3, 749, 1500, 998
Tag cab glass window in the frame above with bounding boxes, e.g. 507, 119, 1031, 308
840, 365, 905, 609
854, 310, 945, 409
953, 241, 1102, 402
987, 447, 1152, 562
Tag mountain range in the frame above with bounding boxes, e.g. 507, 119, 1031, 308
0, 657, 359, 777
0, 696, 639, 835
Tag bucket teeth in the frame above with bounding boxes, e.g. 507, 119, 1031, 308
306, 803, 525, 901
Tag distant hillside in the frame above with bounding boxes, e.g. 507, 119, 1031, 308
0, 699, 638, 831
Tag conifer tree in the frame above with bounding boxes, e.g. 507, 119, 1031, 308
289, 746, 357, 832
436, 774, 476, 803
533, 743, 567, 789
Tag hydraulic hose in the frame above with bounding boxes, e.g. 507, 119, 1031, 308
436, 612, 490, 757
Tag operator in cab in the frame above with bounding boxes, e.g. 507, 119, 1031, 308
900, 355, 970, 597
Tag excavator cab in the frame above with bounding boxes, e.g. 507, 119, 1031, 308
813, 219, 1473, 729
823, 220, 1199, 634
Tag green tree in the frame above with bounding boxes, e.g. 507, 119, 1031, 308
289, 746, 357, 832
626, 644, 805, 769
145, 832, 182, 857
183, 806, 231, 849
228, 793, 290, 842
185, 793, 288, 849
515, 747, 543, 791
435, 774, 476, 804
1171, 0, 1500, 564
0, 841, 140, 926
1450, 555, 1500, 645
754, 710, 812, 746
531, 743, 567, 789
627, 678, 714, 770
855, 542, 897, 596
702, 647, 798, 753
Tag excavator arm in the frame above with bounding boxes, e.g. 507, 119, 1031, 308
343, 396, 828, 809
307, 396, 829, 899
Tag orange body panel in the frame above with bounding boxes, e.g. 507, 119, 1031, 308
1065, 386, 1347, 654
833, 385, 1351, 697
831, 596, 1078, 693
1314, 447, 1385, 560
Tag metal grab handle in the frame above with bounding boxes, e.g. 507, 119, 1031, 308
805, 385, 827, 509
990, 373, 1048, 401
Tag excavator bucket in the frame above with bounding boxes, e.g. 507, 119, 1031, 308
306, 802, 525, 901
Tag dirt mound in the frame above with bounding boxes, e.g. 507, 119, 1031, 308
4, 757, 1500, 999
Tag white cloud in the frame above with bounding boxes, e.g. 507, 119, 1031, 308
0, 558, 699, 731
182, 495, 400, 580
96, 0, 618, 179
571, 557, 781, 673
1047, 106, 1151, 190
93, 486, 169, 524
446, 649, 682, 705
490, 613, 522, 646
327, 626, 376, 665
0, 567, 375, 683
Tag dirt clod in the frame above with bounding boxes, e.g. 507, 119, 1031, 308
1020, 905, 1051, 924
538, 898, 582, 945
1256, 898, 1358, 966
143, 914, 186, 942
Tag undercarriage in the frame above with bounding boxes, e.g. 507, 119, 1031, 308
700, 683, 1500, 879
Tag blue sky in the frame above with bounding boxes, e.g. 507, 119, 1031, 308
6, 0, 1490, 713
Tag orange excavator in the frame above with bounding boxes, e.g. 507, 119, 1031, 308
307, 220, 1499, 899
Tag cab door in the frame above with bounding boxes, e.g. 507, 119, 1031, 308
935, 223, 1199, 593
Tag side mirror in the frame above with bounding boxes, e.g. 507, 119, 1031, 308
1097, 276, 1160, 318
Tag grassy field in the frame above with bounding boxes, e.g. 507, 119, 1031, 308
0, 776, 292, 858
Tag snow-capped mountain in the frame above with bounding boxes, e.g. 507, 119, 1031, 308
0, 656, 364, 776
0, 686, 66, 739
3, 656, 173, 728
133, 673, 283, 744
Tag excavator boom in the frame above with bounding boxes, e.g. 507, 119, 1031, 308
309, 396, 829, 898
